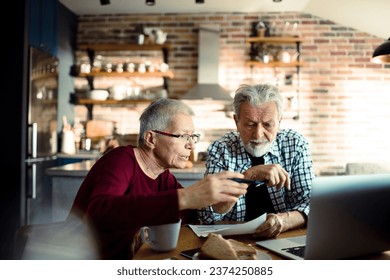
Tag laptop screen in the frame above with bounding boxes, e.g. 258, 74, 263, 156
304, 173, 390, 259
257, 173, 390, 260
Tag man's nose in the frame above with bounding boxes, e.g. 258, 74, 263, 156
186, 140, 196, 149
253, 125, 265, 138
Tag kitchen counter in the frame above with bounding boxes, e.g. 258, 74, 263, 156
46, 160, 206, 222
57, 150, 100, 159
46, 160, 206, 181
56, 150, 100, 166
46, 159, 96, 177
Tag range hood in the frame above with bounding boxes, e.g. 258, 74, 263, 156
181, 24, 233, 101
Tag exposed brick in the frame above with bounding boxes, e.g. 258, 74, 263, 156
74, 12, 390, 175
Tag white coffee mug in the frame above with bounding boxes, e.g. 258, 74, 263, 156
140, 219, 181, 252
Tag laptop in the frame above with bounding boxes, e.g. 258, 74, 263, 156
256, 173, 390, 260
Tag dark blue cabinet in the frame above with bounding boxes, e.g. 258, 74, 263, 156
28, 0, 58, 55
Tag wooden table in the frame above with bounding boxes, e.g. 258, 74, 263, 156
133, 225, 390, 260
133, 225, 306, 260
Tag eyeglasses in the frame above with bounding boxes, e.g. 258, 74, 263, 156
152, 130, 200, 144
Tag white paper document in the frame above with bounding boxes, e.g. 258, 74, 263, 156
188, 213, 267, 237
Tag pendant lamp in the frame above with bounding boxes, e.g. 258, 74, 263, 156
146, 0, 155, 6
371, 38, 390, 64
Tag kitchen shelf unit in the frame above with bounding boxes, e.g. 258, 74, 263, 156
72, 43, 173, 120
246, 36, 303, 120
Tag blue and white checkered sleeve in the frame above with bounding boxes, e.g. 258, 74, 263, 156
289, 136, 314, 216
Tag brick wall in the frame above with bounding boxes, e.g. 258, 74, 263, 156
74, 12, 390, 176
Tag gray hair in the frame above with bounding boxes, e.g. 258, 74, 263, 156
233, 84, 284, 120
138, 99, 195, 146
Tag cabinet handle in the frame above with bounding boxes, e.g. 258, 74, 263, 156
31, 163, 37, 199
29, 123, 38, 158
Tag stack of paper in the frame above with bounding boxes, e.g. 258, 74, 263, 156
188, 213, 266, 237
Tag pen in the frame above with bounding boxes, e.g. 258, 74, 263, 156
228, 178, 267, 187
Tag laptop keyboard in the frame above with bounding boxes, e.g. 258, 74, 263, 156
282, 246, 306, 258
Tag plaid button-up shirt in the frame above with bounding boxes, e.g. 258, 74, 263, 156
197, 129, 315, 224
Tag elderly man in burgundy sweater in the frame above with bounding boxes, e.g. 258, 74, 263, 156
69, 99, 248, 259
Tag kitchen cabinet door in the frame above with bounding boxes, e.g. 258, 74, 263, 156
28, 0, 58, 55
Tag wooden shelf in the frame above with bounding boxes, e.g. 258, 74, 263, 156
245, 61, 304, 68
77, 43, 171, 52
246, 36, 303, 44
75, 98, 153, 106
77, 70, 174, 79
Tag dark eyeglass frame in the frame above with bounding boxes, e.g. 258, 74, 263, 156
152, 130, 200, 143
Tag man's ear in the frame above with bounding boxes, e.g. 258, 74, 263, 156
143, 131, 156, 149
233, 114, 238, 125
